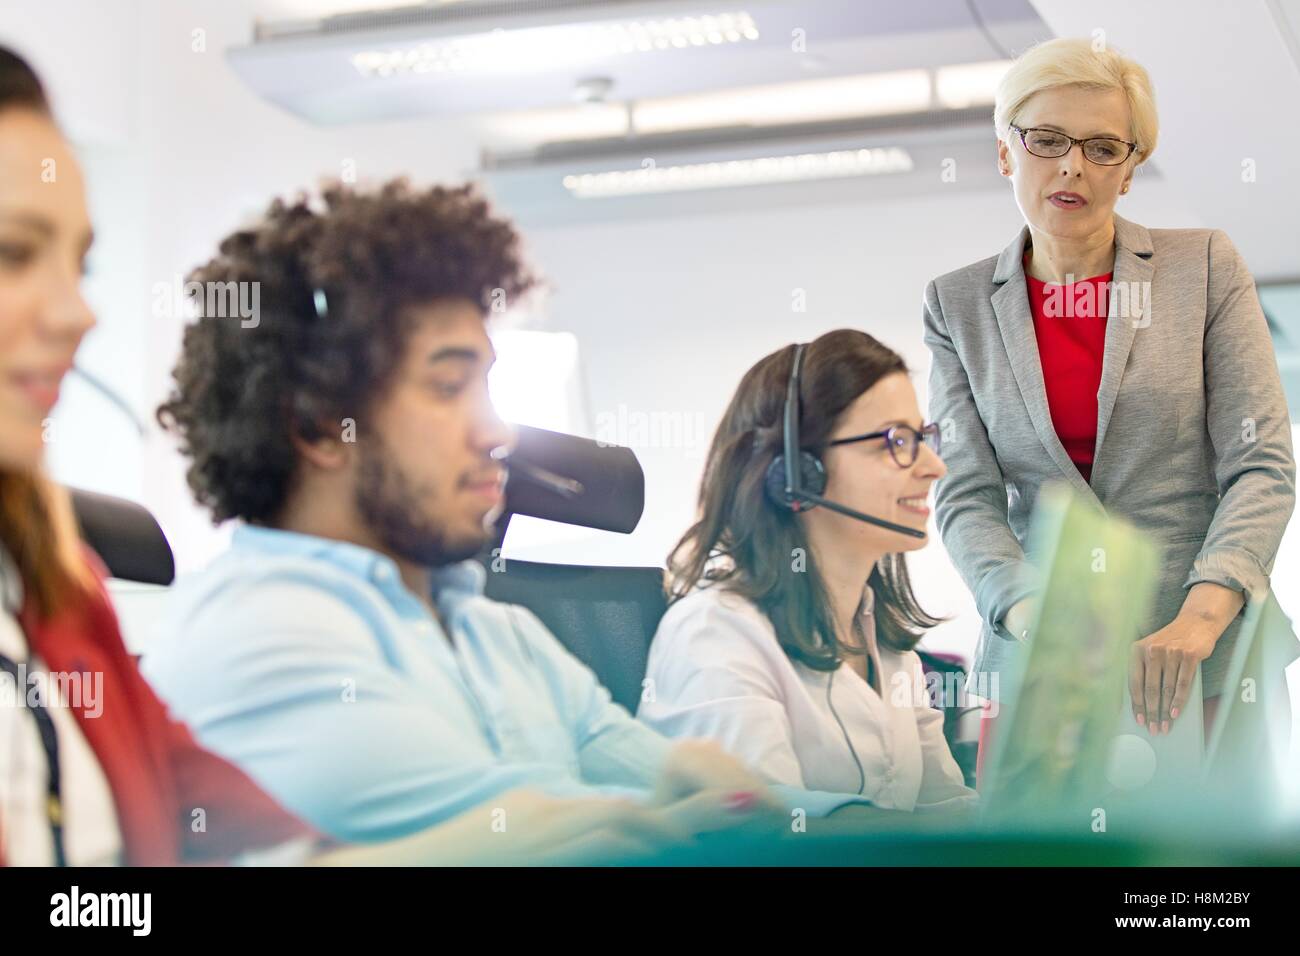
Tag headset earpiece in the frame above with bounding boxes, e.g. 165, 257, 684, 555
763, 335, 927, 528
764, 450, 827, 511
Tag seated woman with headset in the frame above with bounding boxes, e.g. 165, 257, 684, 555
639, 330, 977, 812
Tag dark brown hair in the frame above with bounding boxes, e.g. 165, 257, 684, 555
667, 329, 942, 668
0, 46, 50, 115
157, 179, 537, 525
0, 45, 93, 617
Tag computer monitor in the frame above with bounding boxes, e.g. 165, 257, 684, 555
1202, 591, 1300, 823
979, 483, 1159, 828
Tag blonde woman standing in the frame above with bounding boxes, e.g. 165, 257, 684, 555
923, 38, 1296, 782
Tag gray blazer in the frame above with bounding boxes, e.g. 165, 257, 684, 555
923, 214, 1296, 697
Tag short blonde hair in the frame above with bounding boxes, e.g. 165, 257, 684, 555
994, 37, 1158, 165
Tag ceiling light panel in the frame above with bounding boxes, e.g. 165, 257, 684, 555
560, 146, 914, 197
351, 12, 760, 78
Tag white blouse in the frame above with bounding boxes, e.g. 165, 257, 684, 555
0, 553, 122, 866
639, 585, 978, 812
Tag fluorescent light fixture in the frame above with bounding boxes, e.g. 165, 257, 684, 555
934, 59, 1012, 110
351, 12, 760, 78
478, 103, 632, 147
477, 69, 933, 149
634, 69, 931, 133
561, 147, 914, 198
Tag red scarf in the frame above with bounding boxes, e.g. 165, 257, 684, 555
1, 555, 310, 865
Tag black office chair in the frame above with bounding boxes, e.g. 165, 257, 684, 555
914, 648, 979, 788
70, 487, 175, 586
484, 560, 664, 714
482, 425, 665, 714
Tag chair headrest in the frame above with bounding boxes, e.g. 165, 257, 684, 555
69, 488, 175, 586
502, 425, 644, 535
67, 426, 641, 584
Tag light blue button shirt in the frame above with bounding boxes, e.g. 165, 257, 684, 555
142, 525, 864, 842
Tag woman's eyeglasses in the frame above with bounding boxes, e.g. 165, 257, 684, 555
827, 423, 942, 468
1009, 124, 1139, 166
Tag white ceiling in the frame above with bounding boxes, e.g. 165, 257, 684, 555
4, 0, 1292, 276
250, 0, 456, 20
226, 7, 1049, 127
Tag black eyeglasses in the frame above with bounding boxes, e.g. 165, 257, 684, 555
827, 423, 942, 468
1010, 124, 1139, 166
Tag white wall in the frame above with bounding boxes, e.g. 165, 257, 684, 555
1029, 0, 1300, 281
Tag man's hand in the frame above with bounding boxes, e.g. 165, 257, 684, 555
312, 788, 695, 867
653, 739, 784, 820
651, 788, 784, 840
480, 786, 781, 863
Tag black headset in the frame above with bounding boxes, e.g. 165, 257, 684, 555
763, 343, 926, 539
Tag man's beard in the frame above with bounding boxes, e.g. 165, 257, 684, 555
354, 439, 492, 569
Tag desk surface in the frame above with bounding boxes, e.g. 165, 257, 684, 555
635, 815, 1300, 866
